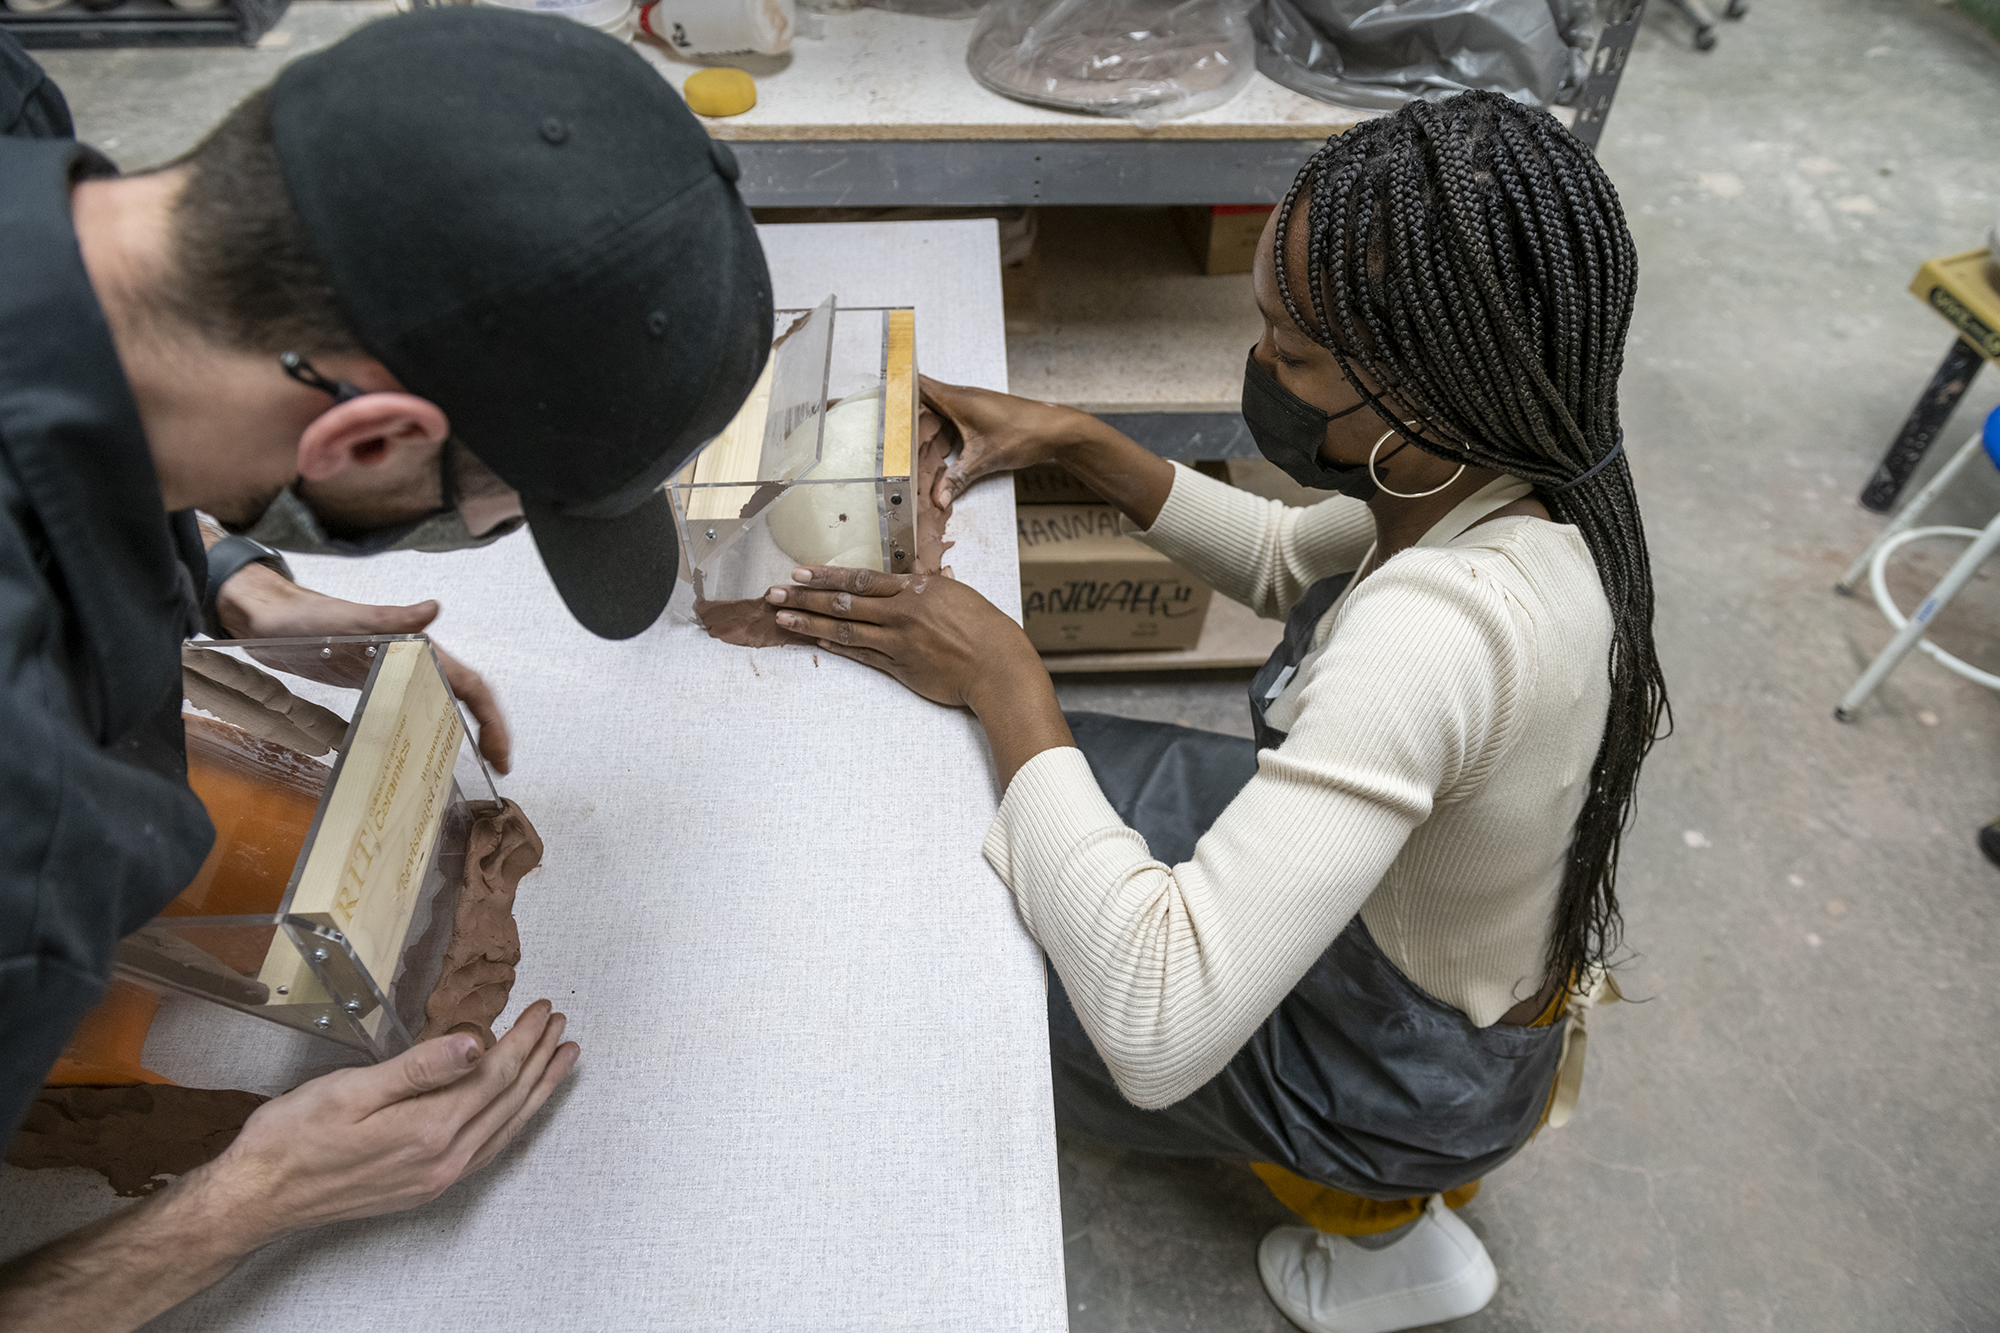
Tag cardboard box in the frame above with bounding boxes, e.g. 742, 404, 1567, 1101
1173, 204, 1276, 276
1014, 463, 1104, 506
1017, 504, 1213, 653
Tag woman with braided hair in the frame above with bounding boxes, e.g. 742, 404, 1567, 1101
770, 89, 1663, 1333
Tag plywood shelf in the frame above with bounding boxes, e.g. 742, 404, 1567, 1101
632, 11, 1373, 145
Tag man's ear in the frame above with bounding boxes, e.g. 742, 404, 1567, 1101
295, 394, 451, 482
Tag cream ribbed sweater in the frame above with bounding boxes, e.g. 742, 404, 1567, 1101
983, 463, 1613, 1110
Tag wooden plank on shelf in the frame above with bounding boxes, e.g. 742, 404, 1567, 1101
1041, 592, 1278, 674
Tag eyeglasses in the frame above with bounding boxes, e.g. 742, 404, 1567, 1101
280, 351, 365, 404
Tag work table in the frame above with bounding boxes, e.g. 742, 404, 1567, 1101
0, 220, 1066, 1333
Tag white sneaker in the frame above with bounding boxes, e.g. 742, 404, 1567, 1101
1257, 1194, 1498, 1333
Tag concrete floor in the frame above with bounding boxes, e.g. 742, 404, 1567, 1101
34, 1, 2000, 1328
1046, 4, 2000, 1332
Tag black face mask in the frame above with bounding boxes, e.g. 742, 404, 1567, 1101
1240, 348, 1400, 500
225, 438, 525, 557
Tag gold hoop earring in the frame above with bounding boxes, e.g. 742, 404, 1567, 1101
1368, 426, 1464, 500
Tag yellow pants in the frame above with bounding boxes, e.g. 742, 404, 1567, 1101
1251, 1165, 1481, 1236
1252, 984, 1568, 1236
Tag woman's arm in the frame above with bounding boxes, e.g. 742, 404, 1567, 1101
922, 379, 1374, 621
1122, 464, 1376, 622
992, 561, 1522, 1105
1046, 415, 1177, 532
969, 652, 1078, 793
924, 378, 1174, 530
780, 553, 1523, 1108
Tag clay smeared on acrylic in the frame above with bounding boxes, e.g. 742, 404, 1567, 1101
6, 1085, 269, 1198
911, 405, 959, 578
417, 799, 544, 1047
696, 406, 960, 647
181, 646, 349, 756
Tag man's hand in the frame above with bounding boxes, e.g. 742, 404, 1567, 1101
0, 1003, 577, 1333
213, 562, 512, 774
207, 999, 577, 1239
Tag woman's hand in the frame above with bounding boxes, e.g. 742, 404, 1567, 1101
766, 565, 1075, 787
922, 377, 1177, 532
214, 563, 512, 774
765, 564, 1032, 710
922, 376, 1103, 509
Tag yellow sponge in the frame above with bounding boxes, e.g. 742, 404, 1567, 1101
684, 68, 757, 119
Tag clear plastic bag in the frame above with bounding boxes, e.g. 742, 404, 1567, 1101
800, 0, 989, 14
1252, 0, 1594, 111
866, 0, 990, 14
967, 0, 1256, 127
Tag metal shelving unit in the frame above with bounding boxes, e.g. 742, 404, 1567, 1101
2, 0, 288, 49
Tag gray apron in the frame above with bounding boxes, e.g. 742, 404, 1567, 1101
1050, 483, 1567, 1200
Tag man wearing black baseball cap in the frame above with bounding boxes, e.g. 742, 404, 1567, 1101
0, 11, 769, 1325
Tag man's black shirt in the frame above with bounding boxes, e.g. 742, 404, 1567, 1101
0, 132, 217, 1141
0, 30, 72, 140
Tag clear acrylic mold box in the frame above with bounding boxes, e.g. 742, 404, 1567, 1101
126, 635, 495, 1061
668, 296, 921, 604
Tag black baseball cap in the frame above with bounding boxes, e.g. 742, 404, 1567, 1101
269, 8, 773, 639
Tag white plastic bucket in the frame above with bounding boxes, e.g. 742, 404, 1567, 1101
638, 0, 793, 55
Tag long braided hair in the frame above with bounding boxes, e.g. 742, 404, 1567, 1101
1274, 90, 1668, 997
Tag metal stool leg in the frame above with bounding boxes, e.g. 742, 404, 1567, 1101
1835, 510, 2000, 720
1656, 0, 1719, 47
1837, 430, 1986, 594
1860, 338, 1984, 513
1566, 0, 1644, 153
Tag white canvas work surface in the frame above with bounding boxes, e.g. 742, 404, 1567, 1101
0, 221, 1067, 1332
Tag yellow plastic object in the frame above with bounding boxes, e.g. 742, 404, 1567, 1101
1910, 248, 2000, 364
684, 68, 757, 119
